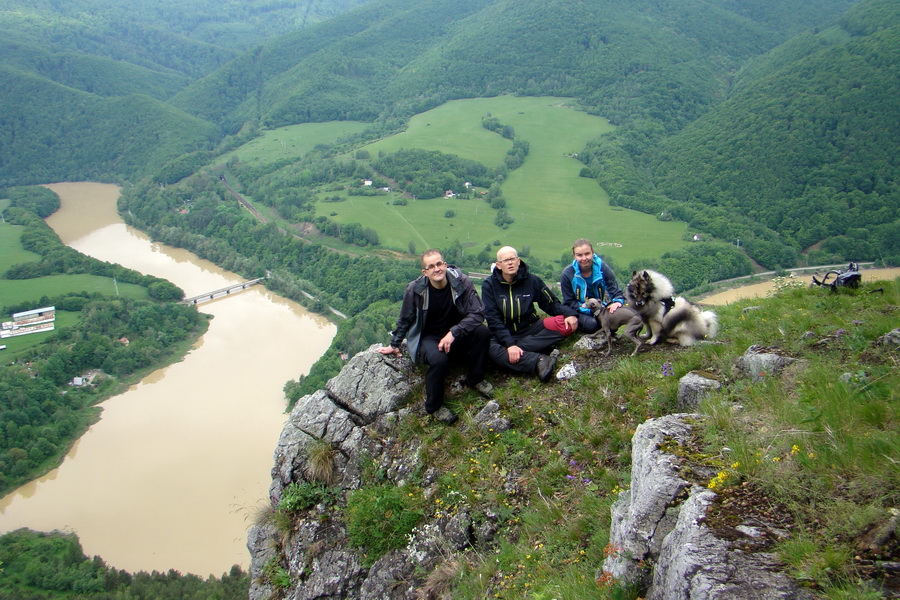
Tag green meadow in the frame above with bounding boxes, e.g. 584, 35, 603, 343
218, 121, 369, 166
0, 223, 39, 267
319, 96, 688, 267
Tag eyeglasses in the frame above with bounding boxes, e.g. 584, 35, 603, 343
423, 260, 446, 272
497, 257, 519, 265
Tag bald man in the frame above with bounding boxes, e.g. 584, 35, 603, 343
481, 246, 579, 382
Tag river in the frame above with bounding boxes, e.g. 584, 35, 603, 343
0, 182, 336, 576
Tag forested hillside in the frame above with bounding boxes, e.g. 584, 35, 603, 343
651, 0, 900, 266
0, 67, 221, 186
0, 0, 371, 184
171, 0, 855, 131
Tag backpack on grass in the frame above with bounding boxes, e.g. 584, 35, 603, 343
811, 262, 861, 291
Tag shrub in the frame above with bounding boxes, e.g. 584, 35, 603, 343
278, 481, 339, 513
346, 484, 423, 565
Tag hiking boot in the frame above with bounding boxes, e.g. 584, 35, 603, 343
536, 354, 557, 382
466, 379, 494, 399
431, 406, 458, 425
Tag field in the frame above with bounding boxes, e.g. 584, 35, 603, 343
0, 223, 39, 267
314, 96, 688, 267
217, 121, 369, 166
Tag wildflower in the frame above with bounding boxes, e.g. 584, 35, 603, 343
661, 362, 674, 376
790, 445, 800, 455
596, 571, 617, 588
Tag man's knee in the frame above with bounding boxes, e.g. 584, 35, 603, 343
578, 314, 601, 334
470, 324, 491, 345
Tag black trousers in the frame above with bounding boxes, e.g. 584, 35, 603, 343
419, 323, 490, 413
488, 320, 565, 375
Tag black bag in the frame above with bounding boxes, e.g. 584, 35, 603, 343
811, 262, 861, 291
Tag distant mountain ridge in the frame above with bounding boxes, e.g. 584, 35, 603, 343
171, 0, 857, 131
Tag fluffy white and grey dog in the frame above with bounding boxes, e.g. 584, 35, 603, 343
625, 270, 718, 346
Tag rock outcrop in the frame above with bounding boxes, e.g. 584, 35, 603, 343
249, 346, 496, 600
249, 340, 822, 599
603, 414, 813, 600
250, 346, 424, 600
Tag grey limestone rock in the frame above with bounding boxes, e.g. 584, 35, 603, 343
247, 522, 278, 600
474, 400, 511, 432
649, 487, 810, 600
250, 343, 488, 600
326, 345, 422, 422
573, 334, 608, 351
292, 550, 366, 600
733, 345, 799, 381
556, 360, 579, 380
604, 414, 695, 586
877, 327, 900, 346
359, 551, 418, 599
604, 414, 813, 600
677, 372, 722, 410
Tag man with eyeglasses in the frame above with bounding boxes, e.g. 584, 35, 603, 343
378, 249, 493, 424
482, 246, 579, 381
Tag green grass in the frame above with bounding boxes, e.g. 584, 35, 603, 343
0, 223, 40, 269
0, 274, 148, 307
322, 96, 688, 266
217, 121, 370, 166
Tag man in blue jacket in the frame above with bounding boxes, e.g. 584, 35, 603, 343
560, 238, 626, 334
482, 246, 579, 381
378, 249, 492, 424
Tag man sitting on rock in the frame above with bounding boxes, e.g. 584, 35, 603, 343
378, 249, 493, 424
481, 246, 579, 382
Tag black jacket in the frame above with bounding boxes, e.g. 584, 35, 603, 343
481, 260, 577, 347
389, 265, 485, 363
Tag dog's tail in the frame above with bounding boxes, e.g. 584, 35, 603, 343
701, 310, 718, 339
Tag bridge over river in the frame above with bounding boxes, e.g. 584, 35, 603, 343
181, 277, 266, 305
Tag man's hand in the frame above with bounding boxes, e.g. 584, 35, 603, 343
438, 331, 455, 353
564, 315, 579, 332
377, 345, 401, 356
507, 344, 524, 364
607, 301, 623, 314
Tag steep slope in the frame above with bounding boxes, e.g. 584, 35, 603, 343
0, 37, 190, 101
172, 0, 857, 132
0, 67, 220, 185
652, 0, 900, 264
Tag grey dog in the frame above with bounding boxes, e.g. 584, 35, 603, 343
583, 298, 645, 356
